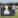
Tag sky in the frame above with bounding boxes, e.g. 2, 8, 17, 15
0, 0, 18, 3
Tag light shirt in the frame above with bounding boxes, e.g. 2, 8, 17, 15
12, 6, 16, 10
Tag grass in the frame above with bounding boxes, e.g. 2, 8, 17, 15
0, 12, 18, 18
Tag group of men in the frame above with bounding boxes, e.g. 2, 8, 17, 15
1, 4, 16, 16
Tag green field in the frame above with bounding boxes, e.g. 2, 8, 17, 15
0, 12, 18, 18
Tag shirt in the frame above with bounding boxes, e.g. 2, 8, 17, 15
12, 6, 16, 10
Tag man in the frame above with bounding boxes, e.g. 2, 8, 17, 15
1, 7, 2, 16
8, 7, 12, 16
12, 4, 16, 16
1, 7, 5, 16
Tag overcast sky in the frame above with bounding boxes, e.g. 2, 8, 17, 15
0, 0, 18, 3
